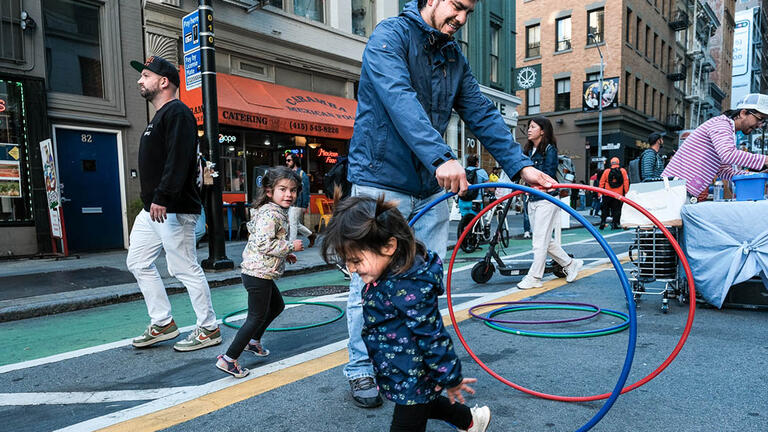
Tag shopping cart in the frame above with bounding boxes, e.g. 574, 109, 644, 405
626, 224, 687, 313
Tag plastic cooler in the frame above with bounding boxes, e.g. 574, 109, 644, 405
732, 173, 768, 201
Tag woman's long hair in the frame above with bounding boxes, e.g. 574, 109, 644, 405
524, 116, 558, 156
252, 166, 301, 209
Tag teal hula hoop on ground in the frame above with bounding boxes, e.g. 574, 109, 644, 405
222, 301, 345, 332
484, 305, 630, 338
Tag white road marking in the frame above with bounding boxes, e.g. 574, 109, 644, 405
0, 387, 198, 406
0, 233, 630, 376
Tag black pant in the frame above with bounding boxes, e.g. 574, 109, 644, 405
225, 275, 285, 359
600, 196, 623, 227
390, 396, 471, 432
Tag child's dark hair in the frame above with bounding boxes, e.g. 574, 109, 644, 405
321, 195, 426, 275
252, 166, 301, 209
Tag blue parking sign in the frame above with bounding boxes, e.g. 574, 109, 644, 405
182, 11, 200, 54
184, 50, 202, 91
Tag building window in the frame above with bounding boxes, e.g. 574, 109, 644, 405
644, 83, 649, 113
653, 33, 658, 65
586, 72, 601, 82
0, 79, 33, 222
555, 78, 570, 111
526, 24, 540, 58
625, 8, 633, 45
268, 0, 324, 23
490, 23, 500, 83
636, 17, 642, 47
587, 8, 604, 44
351, 0, 376, 37
457, 26, 469, 60
624, 72, 631, 106
651, 88, 657, 117
527, 87, 540, 115
660, 40, 666, 71
43, 0, 104, 98
0, 0, 24, 63
645, 25, 651, 57
556, 16, 571, 52
635, 77, 641, 109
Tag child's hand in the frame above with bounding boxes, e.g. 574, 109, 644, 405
292, 240, 304, 252
286, 253, 297, 264
439, 378, 477, 405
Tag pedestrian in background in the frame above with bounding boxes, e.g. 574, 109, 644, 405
216, 166, 304, 378
341, 0, 554, 409
640, 132, 666, 181
517, 117, 583, 290
598, 157, 629, 230
286, 153, 317, 247
322, 196, 491, 432
589, 171, 601, 216
127, 56, 221, 351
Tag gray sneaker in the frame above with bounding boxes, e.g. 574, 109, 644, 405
173, 326, 222, 352
132, 320, 179, 348
349, 376, 383, 408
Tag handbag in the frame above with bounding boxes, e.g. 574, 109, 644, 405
619, 178, 687, 227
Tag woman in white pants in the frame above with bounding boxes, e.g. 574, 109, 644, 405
517, 117, 583, 289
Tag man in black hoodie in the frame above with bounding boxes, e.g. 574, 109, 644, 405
126, 56, 221, 352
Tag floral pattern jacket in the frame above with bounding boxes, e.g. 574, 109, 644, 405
241, 202, 294, 279
362, 251, 463, 405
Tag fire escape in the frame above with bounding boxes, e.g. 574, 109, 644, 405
683, 0, 720, 128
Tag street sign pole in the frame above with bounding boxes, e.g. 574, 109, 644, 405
198, 0, 233, 270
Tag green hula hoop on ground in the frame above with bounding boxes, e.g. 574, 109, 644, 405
484, 305, 630, 338
222, 301, 345, 332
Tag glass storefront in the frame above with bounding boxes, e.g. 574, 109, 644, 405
0, 79, 32, 223
218, 126, 347, 202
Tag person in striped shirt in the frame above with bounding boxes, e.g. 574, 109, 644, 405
663, 93, 768, 201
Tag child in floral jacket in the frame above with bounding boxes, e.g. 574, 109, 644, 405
322, 195, 491, 432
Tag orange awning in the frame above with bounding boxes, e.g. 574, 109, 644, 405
180, 71, 357, 140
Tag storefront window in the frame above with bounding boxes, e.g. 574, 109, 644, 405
0, 79, 33, 223
268, 0, 324, 23
43, 0, 104, 98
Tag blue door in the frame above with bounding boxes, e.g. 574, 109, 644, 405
55, 128, 123, 252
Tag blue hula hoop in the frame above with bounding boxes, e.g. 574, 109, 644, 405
408, 182, 637, 432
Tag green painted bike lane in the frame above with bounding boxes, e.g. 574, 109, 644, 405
0, 269, 348, 367
0, 227, 601, 367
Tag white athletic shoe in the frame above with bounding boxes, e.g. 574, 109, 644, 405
564, 259, 584, 283
517, 275, 543, 290
460, 405, 492, 432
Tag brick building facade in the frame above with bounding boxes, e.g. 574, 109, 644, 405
515, 0, 727, 182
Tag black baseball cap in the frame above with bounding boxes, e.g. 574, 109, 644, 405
648, 132, 665, 144
130, 56, 180, 88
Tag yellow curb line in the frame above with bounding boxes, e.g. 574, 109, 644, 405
99, 259, 626, 432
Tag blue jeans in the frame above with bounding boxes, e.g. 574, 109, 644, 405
344, 184, 449, 380
522, 197, 531, 233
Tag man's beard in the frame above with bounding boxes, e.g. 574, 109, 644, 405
140, 86, 158, 101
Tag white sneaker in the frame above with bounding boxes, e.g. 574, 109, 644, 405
523, 231, 531, 239
517, 275, 542, 289
564, 259, 584, 283
459, 405, 491, 432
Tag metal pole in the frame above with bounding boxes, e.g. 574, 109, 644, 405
591, 33, 605, 171
199, 0, 233, 270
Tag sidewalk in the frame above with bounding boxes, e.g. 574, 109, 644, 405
0, 208, 600, 322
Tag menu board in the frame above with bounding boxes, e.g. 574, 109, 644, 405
0, 143, 21, 198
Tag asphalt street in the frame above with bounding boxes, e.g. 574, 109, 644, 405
1, 229, 766, 431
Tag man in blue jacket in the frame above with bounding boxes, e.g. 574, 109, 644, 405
344, 0, 555, 408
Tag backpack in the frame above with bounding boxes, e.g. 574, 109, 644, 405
323, 156, 351, 200
607, 167, 624, 188
459, 167, 479, 201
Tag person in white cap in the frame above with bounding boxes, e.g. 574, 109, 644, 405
663, 93, 768, 202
